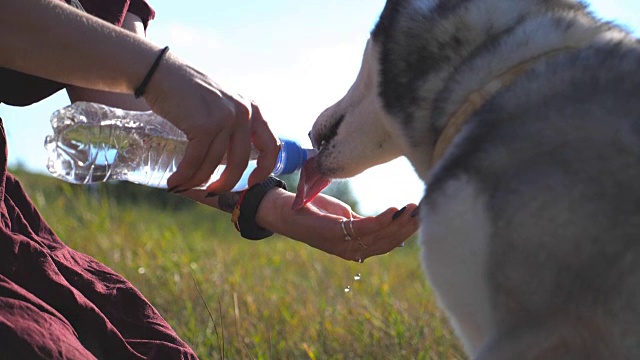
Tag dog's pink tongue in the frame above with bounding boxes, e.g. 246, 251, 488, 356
292, 157, 332, 210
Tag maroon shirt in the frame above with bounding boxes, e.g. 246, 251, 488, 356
0, 1, 198, 359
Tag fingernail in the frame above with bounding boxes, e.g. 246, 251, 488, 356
205, 192, 219, 198
410, 208, 419, 218
392, 206, 407, 220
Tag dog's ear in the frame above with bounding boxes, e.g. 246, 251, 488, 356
372, 0, 406, 40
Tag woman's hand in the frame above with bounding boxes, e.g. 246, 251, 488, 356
259, 189, 419, 262
144, 57, 279, 194
182, 183, 418, 262
182, 187, 419, 262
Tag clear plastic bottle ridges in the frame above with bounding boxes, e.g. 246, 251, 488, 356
44, 101, 316, 192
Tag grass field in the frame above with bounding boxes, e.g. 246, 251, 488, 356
15, 170, 464, 359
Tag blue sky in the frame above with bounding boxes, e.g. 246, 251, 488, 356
1, 0, 638, 215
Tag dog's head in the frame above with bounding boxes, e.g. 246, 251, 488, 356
308, 1, 404, 181
308, 0, 471, 181
307, 0, 589, 175
293, 2, 405, 209
295, 0, 591, 208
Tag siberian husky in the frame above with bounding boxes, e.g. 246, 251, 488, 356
296, 0, 640, 358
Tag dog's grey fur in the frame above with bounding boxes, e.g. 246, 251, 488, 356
308, 0, 640, 358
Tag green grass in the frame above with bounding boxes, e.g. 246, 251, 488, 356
15, 170, 464, 360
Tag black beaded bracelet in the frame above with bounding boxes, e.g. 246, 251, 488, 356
134, 46, 169, 99
236, 176, 287, 240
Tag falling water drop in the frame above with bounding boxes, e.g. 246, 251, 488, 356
354, 274, 361, 281
344, 286, 351, 293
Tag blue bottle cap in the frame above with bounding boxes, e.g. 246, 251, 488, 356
280, 139, 309, 174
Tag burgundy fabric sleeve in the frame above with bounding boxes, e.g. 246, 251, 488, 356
0, 123, 198, 358
77, 0, 156, 29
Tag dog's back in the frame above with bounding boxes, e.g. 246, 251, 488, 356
425, 40, 640, 359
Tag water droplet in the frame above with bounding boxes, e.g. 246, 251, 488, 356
344, 286, 351, 293
354, 274, 361, 281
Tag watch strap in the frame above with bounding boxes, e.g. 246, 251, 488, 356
237, 176, 287, 240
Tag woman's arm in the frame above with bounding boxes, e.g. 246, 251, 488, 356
0, 0, 157, 94
182, 187, 420, 262
66, 12, 151, 111
0, 0, 280, 194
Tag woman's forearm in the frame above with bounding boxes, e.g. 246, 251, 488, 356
66, 12, 152, 111
0, 0, 160, 94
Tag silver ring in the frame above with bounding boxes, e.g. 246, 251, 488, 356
348, 218, 359, 240
340, 219, 352, 241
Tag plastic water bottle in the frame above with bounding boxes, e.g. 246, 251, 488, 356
44, 102, 316, 192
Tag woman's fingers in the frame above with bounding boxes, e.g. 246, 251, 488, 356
247, 104, 279, 187
203, 126, 252, 194
163, 92, 274, 192
345, 204, 419, 262
147, 61, 267, 193
167, 136, 225, 190
307, 193, 354, 218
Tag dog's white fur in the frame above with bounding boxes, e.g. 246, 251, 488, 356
422, 175, 493, 352
313, 41, 405, 178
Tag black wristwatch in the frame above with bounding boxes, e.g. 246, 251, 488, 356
237, 176, 287, 240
